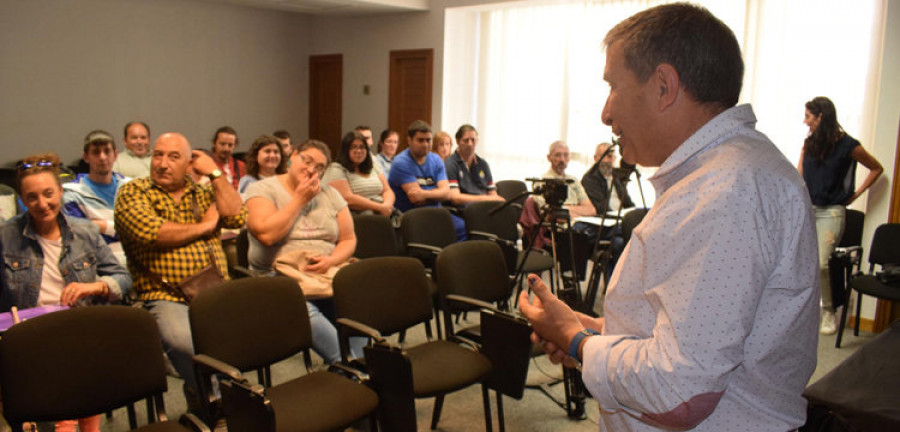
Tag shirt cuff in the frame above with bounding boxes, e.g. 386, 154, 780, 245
581, 335, 626, 413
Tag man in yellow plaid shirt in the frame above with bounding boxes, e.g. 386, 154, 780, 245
115, 132, 247, 407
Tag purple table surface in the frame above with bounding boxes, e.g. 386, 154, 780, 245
0, 305, 70, 332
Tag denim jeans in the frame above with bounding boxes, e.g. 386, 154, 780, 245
144, 300, 197, 390
308, 300, 366, 363
814, 206, 845, 311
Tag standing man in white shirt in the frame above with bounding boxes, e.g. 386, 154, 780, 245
520, 3, 818, 431
113, 121, 152, 178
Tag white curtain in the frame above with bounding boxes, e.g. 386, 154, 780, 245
442, 0, 884, 203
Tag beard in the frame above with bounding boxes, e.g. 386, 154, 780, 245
598, 161, 614, 177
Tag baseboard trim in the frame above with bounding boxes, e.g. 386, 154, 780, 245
845, 315, 875, 333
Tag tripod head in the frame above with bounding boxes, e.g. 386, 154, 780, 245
526, 177, 572, 209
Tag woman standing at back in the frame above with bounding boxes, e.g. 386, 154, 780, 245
798, 96, 883, 335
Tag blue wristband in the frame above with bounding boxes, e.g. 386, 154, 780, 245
568, 328, 601, 361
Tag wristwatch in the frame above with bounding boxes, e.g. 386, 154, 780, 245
568, 328, 601, 364
208, 169, 223, 182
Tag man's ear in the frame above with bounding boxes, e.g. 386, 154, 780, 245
655, 63, 680, 110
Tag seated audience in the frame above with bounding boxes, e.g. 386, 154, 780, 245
445, 124, 504, 207
63, 130, 130, 264
355, 125, 374, 154
113, 121, 151, 178
239, 135, 287, 195
433, 130, 453, 161
272, 129, 292, 158
1, 153, 131, 432
533, 140, 596, 217
323, 131, 395, 216
210, 126, 245, 190
581, 142, 635, 215
374, 129, 399, 178
389, 120, 465, 240
115, 133, 246, 408
244, 139, 363, 363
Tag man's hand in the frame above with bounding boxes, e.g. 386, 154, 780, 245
60, 281, 107, 306
518, 274, 589, 366
201, 205, 220, 236
190, 150, 218, 177
304, 253, 333, 273
407, 188, 428, 205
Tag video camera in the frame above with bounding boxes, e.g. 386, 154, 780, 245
526, 177, 571, 208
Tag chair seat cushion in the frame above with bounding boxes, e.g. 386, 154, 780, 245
267, 371, 378, 432
407, 340, 491, 397
852, 275, 900, 301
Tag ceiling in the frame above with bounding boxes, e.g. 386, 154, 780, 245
194, 0, 430, 16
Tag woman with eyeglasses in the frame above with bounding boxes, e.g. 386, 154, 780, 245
322, 131, 395, 216
798, 96, 883, 335
238, 134, 288, 195
0, 153, 131, 432
244, 140, 364, 363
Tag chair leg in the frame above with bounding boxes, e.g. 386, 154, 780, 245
836, 295, 850, 348
431, 395, 445, 430
369, 412, 379, 431
854, 292, 862, 336
494, 387, 504, 432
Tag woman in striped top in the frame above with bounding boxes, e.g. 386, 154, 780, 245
323, 131, 395, 216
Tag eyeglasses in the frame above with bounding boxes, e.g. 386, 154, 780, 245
349, 144, 368, 151
298, 153, 326, 174
17, 160, 57, 170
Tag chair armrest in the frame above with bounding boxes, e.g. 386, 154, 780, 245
328, 362, 371, 383
179, 413, 212, 432
337, 317, 386, 343
835, 245, 862, 254
228, 266, 255, 279
407, 243, 443, 255
445, 294, 496, 312
193, 354, 243, 381
469, 231, 516, 248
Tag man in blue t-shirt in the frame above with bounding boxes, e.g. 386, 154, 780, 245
62, 130, 130, 264
389, 120, 465, 240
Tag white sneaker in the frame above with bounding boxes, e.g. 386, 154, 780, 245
819, 310, 837, 335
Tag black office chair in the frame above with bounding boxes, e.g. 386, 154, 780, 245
333, 257, 493, 431
353, 213, 401, 258
620, 207, 650, 243
834, 209, 865, 348
0, 306, 208, 432
495, 180, 528, 220
189, 276, 378, 431
464, 201, 555, 279
839, 223, 900, 346
226, 229, 253, 279
435, 241, 515, 334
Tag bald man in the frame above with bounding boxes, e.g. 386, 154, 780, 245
115, 132, 247, 409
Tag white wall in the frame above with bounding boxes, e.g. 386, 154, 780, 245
0, 0, 311, 166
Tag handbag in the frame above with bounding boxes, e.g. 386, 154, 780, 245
274, 249, 357, 299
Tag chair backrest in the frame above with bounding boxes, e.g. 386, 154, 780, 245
353, 213, 400, 258
868, 223, 900, 267
0, 306, 168, 424
463, 201, 519, 242
435, 241, 512, 306
334, 257, 433, 336
189, 276, 311, 372
496, 180, 528, 205
621, 208, 650, 241
838, 209, 865, 248
398, 207, 457, 263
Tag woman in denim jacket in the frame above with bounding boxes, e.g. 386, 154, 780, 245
0, 153, 131, 312
0, 153, 131, 432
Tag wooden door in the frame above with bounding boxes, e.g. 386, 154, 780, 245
389, 49, 433, 151
875, 118, 900, 331
309, 54, 343, 158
